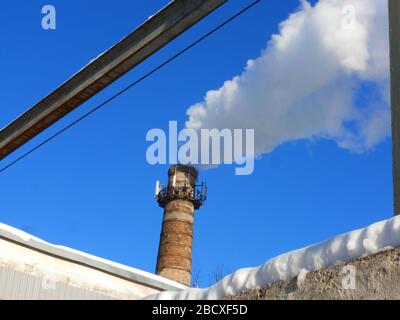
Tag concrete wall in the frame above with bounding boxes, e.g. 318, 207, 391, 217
228, 248, 400, 300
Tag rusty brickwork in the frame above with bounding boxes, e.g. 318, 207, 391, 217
156, 165, 204, 286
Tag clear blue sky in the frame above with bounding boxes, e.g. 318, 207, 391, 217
0, 0, 392, 286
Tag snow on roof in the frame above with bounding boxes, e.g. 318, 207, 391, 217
146, 216, 400, 300
0, 223, 186, 292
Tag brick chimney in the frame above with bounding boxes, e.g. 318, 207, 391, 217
155, 165, 207, 286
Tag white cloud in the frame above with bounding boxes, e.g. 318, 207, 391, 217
186, 0, 390, 157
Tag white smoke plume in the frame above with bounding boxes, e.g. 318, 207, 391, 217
186, 0, 390, 157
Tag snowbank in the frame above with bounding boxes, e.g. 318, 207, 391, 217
145, 216, 400, 300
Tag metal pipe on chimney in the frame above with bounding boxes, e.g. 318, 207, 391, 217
389, 0, 400, 216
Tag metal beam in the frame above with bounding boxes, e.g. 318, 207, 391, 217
389, 0, 400, 216
0, 0, 227, 161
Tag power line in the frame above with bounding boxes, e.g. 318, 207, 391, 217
0, 0, 261, 175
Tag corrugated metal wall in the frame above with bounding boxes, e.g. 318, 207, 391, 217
0, 264, 115, 300
0, 225, 185, 300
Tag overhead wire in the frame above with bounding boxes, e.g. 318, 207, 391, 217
0, 0, 261, 175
